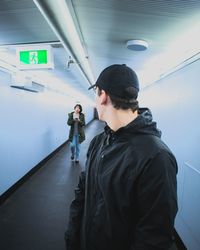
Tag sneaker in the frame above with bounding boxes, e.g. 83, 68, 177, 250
71, 155, 74, 160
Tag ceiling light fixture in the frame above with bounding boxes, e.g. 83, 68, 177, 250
33, 0, 95, 86
126, 39, 148, 51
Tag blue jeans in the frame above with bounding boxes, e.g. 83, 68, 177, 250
70, 135, 80, 160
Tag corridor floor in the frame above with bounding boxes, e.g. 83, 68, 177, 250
0, 119, 178, 250
0, 120, 105, 250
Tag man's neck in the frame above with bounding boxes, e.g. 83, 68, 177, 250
105, 109, 138, 132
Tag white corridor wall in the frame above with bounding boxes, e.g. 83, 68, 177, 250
0, 70, 94, 196
139, 59, 200, 250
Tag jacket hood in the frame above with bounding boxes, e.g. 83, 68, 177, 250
105, 107, 162, 139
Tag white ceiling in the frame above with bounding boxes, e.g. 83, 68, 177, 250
0, 0, 200, 94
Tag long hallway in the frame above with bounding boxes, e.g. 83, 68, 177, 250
0, 120, 105, 250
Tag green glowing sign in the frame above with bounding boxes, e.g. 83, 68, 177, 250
19, 50, 48, 65
17, 45, 54, 69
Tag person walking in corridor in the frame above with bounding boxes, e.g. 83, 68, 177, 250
67, 104, 85, 163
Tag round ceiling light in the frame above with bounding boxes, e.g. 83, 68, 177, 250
126, 39, 148, 51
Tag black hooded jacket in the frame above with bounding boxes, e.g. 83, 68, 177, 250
65, 108, 178, 250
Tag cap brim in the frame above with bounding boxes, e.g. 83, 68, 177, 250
88, 84, 96, 90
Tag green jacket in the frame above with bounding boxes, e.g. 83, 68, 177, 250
67, 112, 86, 143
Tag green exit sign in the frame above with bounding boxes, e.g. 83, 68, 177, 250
20, 50, 48, 65
16, 45, 54, 69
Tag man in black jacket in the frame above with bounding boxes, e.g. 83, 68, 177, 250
65, 64, 178, 250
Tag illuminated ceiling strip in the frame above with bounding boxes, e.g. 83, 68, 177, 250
142, 51, 200, 90
159, 52, 200, 79
33, 0, 95, 86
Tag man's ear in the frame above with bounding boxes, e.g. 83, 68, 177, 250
100, 90, 108, 105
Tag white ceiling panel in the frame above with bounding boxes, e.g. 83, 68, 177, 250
0, 0, 200, 93
71, 0, 200, 78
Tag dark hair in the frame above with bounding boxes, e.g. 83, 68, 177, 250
74, 104, 82, 113
97, 87, 139, 112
